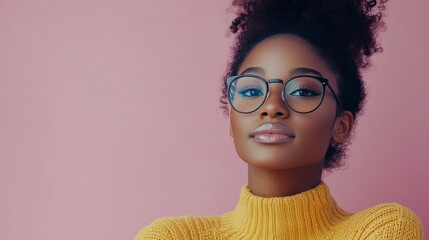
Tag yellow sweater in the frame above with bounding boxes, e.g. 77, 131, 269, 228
135, 182, 424, 239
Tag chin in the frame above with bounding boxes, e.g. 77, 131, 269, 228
239, 152, 306, 170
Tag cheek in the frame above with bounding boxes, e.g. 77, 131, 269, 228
230, 112, 249, 142
295, 109, 336, 154
230, 112, 255, 160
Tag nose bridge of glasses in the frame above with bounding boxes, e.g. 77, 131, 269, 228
264, 79, 288, 110
266, 79, 285, 97
268, 79, 283, 84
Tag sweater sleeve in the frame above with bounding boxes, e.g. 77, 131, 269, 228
134, 216, 214, 240
134, 218, 180, 240
366, 203, 424, 240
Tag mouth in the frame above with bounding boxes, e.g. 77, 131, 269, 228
250, 123, 295, 144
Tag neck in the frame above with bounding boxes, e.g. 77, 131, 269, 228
248, 160, 324, 197
220, 180, 352, 239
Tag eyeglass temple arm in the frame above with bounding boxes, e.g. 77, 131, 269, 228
326, 84, 344, 109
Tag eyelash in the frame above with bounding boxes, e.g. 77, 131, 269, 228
238, 87, 264, 97
288, 87, 320, 96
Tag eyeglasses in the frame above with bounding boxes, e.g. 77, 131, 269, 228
226, 74, 343, 114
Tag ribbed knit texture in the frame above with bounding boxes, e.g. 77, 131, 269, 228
135, 182, 424, 239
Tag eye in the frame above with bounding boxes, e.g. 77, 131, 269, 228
238, 88, 264, 97
289, 88, 320, 97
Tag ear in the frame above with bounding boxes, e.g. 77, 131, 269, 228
332, 111, 354, 144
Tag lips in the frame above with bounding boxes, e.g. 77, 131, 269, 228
251, 123, 295, 144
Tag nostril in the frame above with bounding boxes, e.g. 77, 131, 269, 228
261, 112, 268, 117
275, 112, 284, 117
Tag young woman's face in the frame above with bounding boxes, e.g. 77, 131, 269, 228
230, 34, 342, 170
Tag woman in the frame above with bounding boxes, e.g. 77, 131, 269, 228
135, 0, 424, 239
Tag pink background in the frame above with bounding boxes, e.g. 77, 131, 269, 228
0, 1, 427, 239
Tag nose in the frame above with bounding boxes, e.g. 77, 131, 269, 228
258, 86, 290, 119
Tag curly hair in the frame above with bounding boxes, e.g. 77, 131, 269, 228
220, 0, 388, 170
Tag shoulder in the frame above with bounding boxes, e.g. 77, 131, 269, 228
134, 215, 221, 240
346, 203, 424, 239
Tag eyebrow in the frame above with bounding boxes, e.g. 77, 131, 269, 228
239, 67, 323, 78
289, 67, 323, 77
239, 67, 265, 75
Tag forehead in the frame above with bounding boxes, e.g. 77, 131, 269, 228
238, 34, 338, 87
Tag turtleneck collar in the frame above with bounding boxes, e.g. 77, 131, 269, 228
220, 182, 351, 239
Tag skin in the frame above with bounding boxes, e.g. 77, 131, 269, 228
229, 34, 354, 197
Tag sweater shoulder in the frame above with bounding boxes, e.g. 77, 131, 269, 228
344, 203, 424, 239
134, 215, 221, 240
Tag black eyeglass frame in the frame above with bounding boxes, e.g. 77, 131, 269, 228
226, 74, 344, 114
